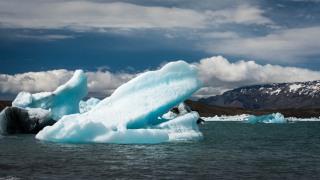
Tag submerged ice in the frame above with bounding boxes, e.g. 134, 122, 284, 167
36, 61, 204, 144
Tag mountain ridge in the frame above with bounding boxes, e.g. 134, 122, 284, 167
199, 80, 320, 109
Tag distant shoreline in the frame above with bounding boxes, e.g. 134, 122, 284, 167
0, 100, 12, 112
1, 100, 319, 118
185, 100, 320, 118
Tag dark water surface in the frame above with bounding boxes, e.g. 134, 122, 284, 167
1, 122, 320, 179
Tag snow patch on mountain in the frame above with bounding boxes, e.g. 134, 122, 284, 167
200, 80, 320, 109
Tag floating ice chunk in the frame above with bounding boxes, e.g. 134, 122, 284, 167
12, 70, 88, 120
162, 102, 192, 120
203, 114, 250, 121
203, 114, 320, 122
79, 97, 101, 113
245, 113, 286, 124
36, 61, 203, 144
156, 111, 203, 141
287, 117, 320, 122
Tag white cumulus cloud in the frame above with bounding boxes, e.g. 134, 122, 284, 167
0, 70, 73, 94
0, 69, 136, 99
86, 71, 136, 98
194, 56, 320, 98
1, 56, 320, 100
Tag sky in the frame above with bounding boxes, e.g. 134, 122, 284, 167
1, 0, 320, 100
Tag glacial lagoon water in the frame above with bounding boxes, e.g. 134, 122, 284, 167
1, 122, 320, 179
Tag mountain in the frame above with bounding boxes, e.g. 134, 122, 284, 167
199, 80, 320, 109
0, 100, 11, 112
185, 100, 320, 118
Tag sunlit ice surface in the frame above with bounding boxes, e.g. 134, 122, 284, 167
36, 61, 203, 144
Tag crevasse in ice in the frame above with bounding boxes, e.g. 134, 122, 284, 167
36, 61, 204, 144
12, 70, 88, 120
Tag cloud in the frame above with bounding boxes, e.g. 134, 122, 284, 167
291, 0, 320, 2
1, 56, 320, 100
0, 70, 73, 94
15, 34, 75, 41
194, 56, 320, 98
0, 1, 273, 31
0, 1, 206, 30
86, 71, 136, 98
205, 5, 274, 26
0, 69, 136, 99
200, 26, 320, 62
201, 31, 239, 39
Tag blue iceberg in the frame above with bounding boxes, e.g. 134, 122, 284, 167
12, 70, 88, 120
0, 70, 88, 134
36, 61, 204, 144
246, 113, 286, 124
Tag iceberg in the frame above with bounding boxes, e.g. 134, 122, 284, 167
0, 107, 55, 134
202, 113, 287, 123
36, 61, 204, 144
79, 97, 101, 113
12, 70, 88, 120
202, 114, 250, 122
245, 113, 286, 124
162, 102, 192, 120
286, 117, 320, 122
162, 102, 205, 124
0, 70, 88, 134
